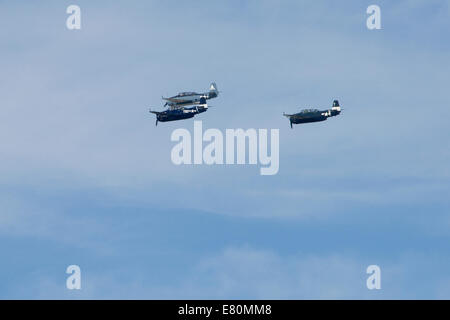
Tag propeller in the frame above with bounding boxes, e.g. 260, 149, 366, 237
149, 108, 160, 126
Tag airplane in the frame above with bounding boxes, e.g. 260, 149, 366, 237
283, 100, 341, 128
162, 82, 219, 108
149, 98, 209, 126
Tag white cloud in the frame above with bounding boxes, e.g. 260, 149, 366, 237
12, 246, 450, 299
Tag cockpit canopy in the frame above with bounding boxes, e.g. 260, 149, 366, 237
178, 92, 197, 96
300, 108, 319, 113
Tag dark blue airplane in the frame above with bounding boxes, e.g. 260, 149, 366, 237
149, 98, 209, 126
283, 100, 342, 128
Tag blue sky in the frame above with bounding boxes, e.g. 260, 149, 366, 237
0, 0, 449, 299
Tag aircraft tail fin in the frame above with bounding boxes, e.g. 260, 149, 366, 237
332, 100, 341, 111
208, 82, 219, 98
209, 82, 218, 92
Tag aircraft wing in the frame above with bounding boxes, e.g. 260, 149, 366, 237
149, 109, 161, 115
162, 97, 181, 102
162, 95, 204, 103
163, 96, 196, 103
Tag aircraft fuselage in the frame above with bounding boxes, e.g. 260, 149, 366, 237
151, 105, 208, 125
289, 111, 328, 124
